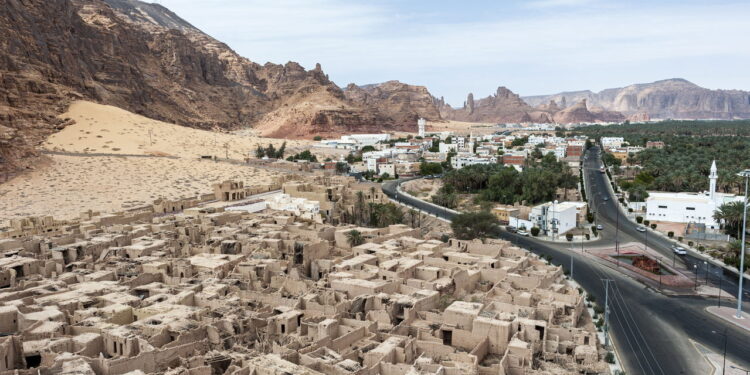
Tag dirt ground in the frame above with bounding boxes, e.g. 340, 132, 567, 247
402, 178, 442, 200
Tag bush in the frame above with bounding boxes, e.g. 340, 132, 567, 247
678, 236, 683, 242
668, 231, 674, 238
605, 352, 616, 364
566, 233, 573, 241
530, 227, 540, 237
636, 216, 643, 224
618, 197, 624, 203
698, 245, 705, 252
451, 211, 501, 240
592, 227, 598, 237
628, 208, 633, 212
651, 224, 657, 229
593, 305, 604, 315
313, 135, 322, 141
585, 234, 590, 240
587, 213, 594, 223
643, 220, 650, 226
688, 241, 694, 247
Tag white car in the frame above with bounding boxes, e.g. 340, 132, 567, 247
517, 230, 530, 237
672, 246, 687, 255
636, 226, 647, 232
596, 224, 604, 230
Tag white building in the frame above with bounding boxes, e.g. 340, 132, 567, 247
451, 154, 497, 169
529, 201, 578, 236
418, 118, 426, 137
645, 161, 743, 230
439, 143, 458, 154
600, 137, 624, 149
265, 194, 321, 222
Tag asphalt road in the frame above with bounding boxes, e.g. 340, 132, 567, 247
583, 147, 750, 305
382, 153, 750, 375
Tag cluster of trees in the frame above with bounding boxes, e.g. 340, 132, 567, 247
713, 201, 746, 238
285, 150, 317, 162
574, 120, 750, 193
340, 191, 403, 228
451, 211, 501, 240
419, 162, 443, 176
255, 142, 286, 159
436, 153, 577, 207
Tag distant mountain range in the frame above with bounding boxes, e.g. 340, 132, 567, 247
2, 0, 750, 175
523, 78, 750, 120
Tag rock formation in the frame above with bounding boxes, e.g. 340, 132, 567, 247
523, 78, 750, 120
439, 86, 622, 124
0, 0, 432, 175
343, 80, 442, 129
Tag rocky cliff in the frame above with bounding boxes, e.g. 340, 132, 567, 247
523, 78, 750, 120
439, 86, 622, 124
344, 81, 442, 128
0, 0, 419, 175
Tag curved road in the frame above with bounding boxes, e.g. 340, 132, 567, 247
382, 150, 750, 375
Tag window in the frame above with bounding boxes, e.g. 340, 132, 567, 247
686, 207, 695, 211
658, 205, 668, 209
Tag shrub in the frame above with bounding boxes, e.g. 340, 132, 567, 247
618, 197, 624, 203
566, 233, 573, 241
585, 234, 590, 240
678, 236, 683, 242
636, 216, 643, 224
688, 241, 694, 247
698, 246, 705, 252
587, 213, 594, 223
592, 227, 598, 237
593, 305, 604, 315
650, 224, 657, 229
531, 227, 540, 236
605, 352, 616, 364
643, 220, 650, 226
313, 135, 322, 141
628, 208, 633, 212
668, 231, 674, 238
451, 211, 502, 240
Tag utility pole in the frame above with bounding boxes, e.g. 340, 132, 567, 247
570, 255, 574, 280
736, 169, 750, 319
603, 279, 612, 348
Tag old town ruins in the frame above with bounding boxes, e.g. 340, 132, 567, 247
0, 174, 610, 375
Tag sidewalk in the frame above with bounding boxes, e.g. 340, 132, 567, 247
596, 163, 750, 286
706, 306, 750, 332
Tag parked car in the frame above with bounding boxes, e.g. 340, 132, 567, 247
506, 226, 518, 233
672, 246, 687, 255
596, 224, 604, 230
636, 226, 647, 232
517, 230, 530, 237
603, 197, 609, 201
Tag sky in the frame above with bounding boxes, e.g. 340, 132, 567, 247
154, 0, 750, 105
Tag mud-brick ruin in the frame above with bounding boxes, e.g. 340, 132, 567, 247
0, 175, 610, 375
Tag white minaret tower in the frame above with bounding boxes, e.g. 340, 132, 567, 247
417, 118, 426, 138
709, 160, 718, 200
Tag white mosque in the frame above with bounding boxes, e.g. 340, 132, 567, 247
645, 161, 744, 230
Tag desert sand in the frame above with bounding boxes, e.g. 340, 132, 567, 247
0, 101, 312, 223
44, 101, 311, 158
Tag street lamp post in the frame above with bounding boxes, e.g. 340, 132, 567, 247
705, 261, 709, 285
736, 169, 750, 319
718, 275, 723, 308
694, 264, 698, 290
713, 328, 728, 375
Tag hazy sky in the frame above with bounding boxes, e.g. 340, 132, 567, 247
155, 0, 750, 105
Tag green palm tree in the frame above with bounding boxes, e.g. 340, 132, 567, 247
714, 201, 746, 238
346, 230, 364, 247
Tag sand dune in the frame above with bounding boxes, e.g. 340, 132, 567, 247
44, 101, 311, 158
0, 101, 311, 223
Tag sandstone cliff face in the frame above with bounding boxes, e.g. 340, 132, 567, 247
439, 86, 621, 124
441, 87, 552, 124
523, 79, 750, 120
0, 0, 420, 174
344, 81, 442, 128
